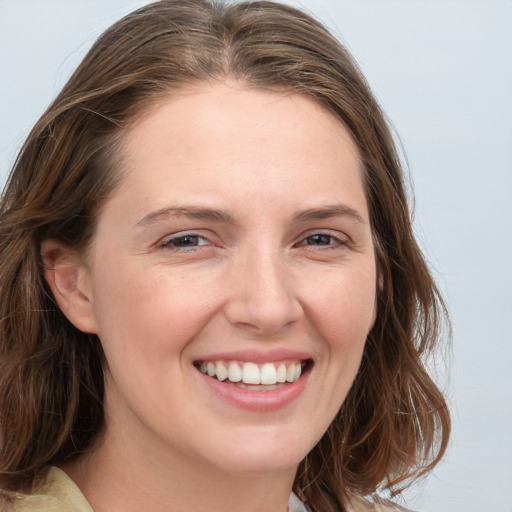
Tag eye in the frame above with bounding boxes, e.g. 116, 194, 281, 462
295, 232, 347, 249
303, 234, 334, 246
159, 233, 210, 251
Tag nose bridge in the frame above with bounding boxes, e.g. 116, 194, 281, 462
224, 242, 302, 334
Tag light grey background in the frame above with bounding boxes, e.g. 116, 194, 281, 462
1, 1, 511, 511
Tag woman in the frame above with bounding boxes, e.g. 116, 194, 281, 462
0, 1, 450, 511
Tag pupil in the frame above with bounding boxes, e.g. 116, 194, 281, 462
309, 234, 330, 245
176, 236, 197, 246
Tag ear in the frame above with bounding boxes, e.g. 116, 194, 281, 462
41, 239, 99, 334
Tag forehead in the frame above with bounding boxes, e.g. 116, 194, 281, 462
113, 83, 366, 218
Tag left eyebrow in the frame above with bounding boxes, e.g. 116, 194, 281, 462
292, 204, 367, 225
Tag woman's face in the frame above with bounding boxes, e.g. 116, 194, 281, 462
80, 83, 376, 476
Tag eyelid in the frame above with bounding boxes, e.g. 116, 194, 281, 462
155, 228, 351, 252
297, 228, 349, 243
157, 230, 215, 250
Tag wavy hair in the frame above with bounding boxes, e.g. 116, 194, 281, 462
0, 1, 450, 510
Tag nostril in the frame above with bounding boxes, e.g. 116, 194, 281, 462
223, 260, 303, 333
223, 300, 303, 335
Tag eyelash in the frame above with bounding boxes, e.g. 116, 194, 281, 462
293, 232, 349, 250
158, 233, 210, 252
158, 231, 348, 253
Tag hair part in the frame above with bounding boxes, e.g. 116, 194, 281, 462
0, 1, 450, 510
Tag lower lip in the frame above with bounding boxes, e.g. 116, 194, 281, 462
197, 366, 311, 412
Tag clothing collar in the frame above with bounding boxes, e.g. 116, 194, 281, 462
288, 492, 309, 512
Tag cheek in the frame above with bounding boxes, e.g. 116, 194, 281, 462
89, 263, 222, 366
302, 267, 376, 409
304, 265, 377, 346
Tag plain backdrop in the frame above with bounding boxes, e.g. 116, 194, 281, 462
1, 1, 511, 511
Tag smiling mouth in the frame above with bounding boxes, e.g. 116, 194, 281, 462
194, 359, 312, 389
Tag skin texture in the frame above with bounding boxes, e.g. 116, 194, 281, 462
42, 83, 377, 512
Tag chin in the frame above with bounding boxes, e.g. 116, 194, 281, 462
200, 428, 314, 476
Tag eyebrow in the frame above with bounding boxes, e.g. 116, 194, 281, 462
292, 204, 367, 225
135, 205, 235, 227
135, 203, 366, 227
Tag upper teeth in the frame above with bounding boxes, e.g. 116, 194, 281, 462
198, 360, 303, 385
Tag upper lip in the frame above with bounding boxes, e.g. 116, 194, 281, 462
193, 348, 312, 364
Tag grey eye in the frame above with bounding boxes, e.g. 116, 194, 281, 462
170, 235, 202, 247
304, 234, 332, 246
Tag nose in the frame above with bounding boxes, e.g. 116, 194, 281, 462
223, 247, 304, 336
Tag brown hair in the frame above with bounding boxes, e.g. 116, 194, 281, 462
0, 1, 450, 510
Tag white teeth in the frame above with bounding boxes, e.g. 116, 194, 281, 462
293, 363, 302, 381
242, 362, 260, 384
276, 363, 287, 383
228, 361, 242, 382
260, 363, 277, 385
286, 364, 295, 383
198, 359, 306, 385
216, 361, 228, 381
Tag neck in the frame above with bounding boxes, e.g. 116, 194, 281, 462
61, 422, 297, 512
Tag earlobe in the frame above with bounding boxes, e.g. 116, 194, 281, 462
41, 239, 99, 334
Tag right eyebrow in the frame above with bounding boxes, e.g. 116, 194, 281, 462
135, 205, 235, 227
